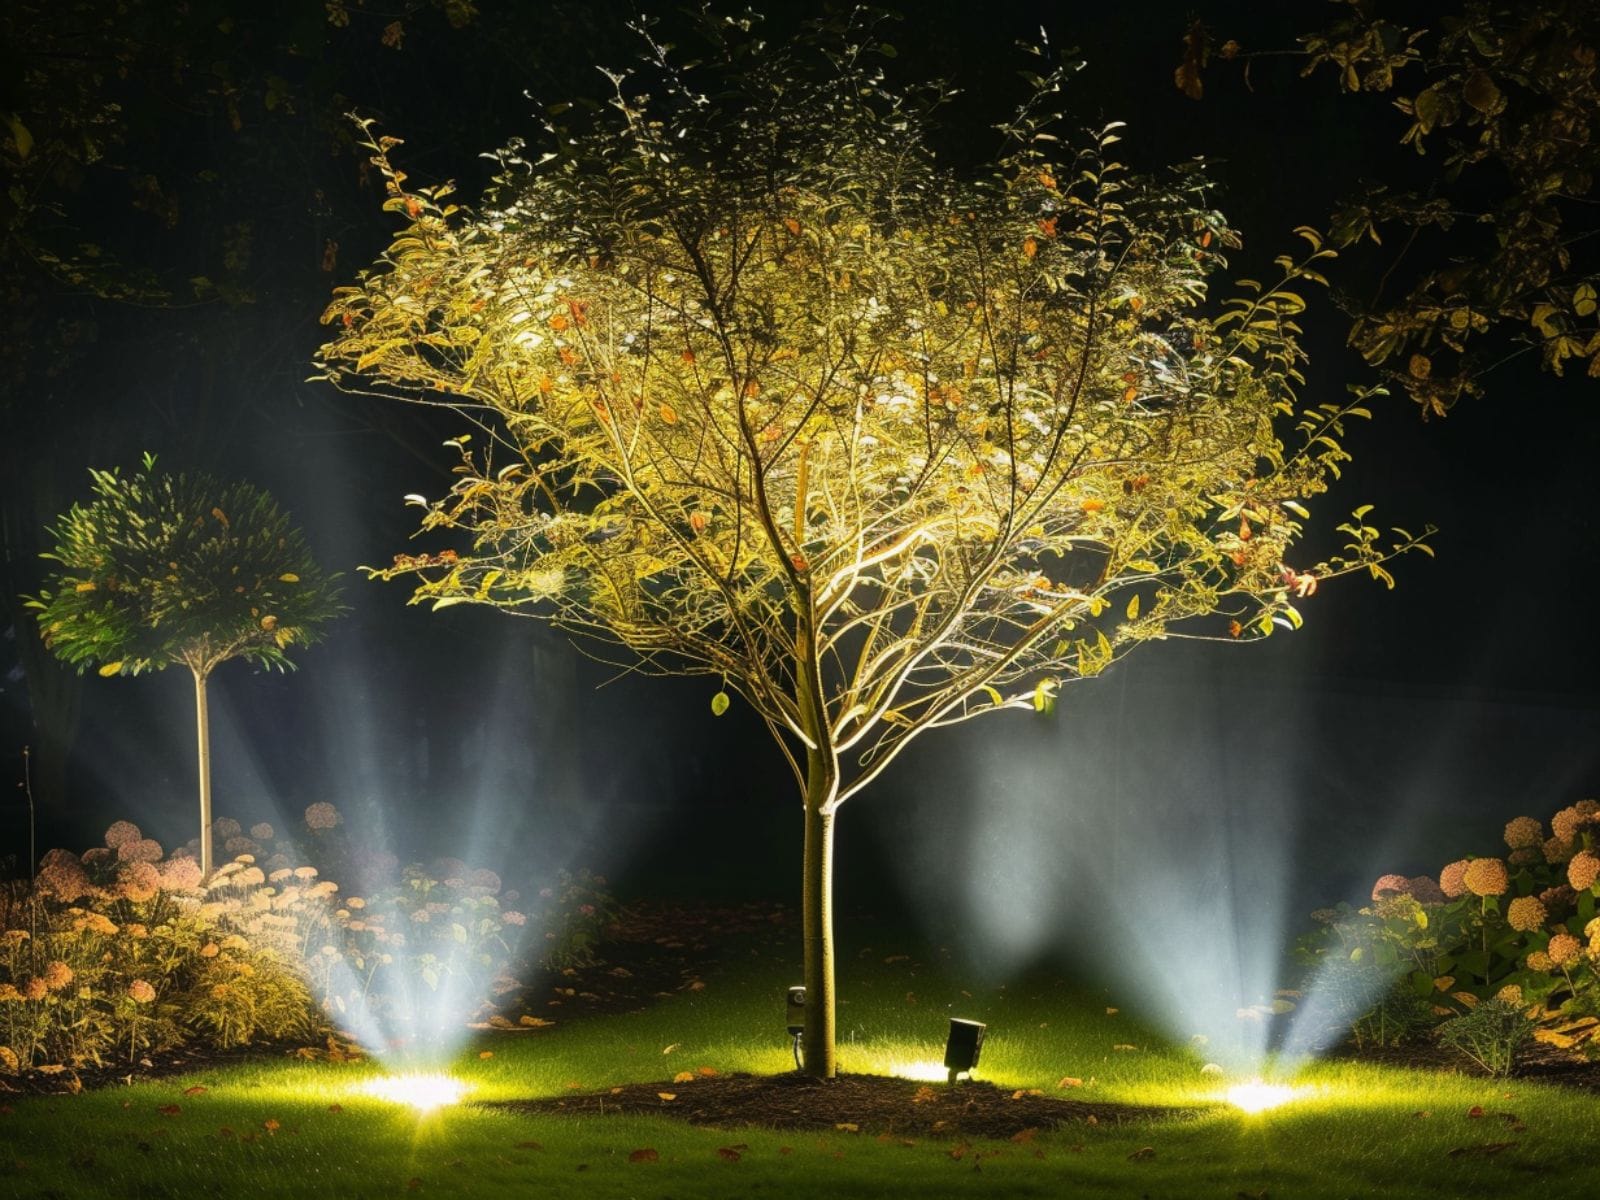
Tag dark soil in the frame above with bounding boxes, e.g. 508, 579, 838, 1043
489, 1071, 1194, 1141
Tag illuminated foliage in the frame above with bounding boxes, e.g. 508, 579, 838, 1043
27, 455, 344, 873
318, 10, 1427, 1075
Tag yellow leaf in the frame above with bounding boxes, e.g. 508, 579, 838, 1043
74, 581, 97, 593
658, 403, 678, 425
278, 573, 300, 583
673, 1071, 695, 1083
1126, 594, 1140, 620
98, 662, 123, 677
657, 1092, 677, 1102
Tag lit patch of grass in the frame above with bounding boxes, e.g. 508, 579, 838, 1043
6, 951, 1600, 1198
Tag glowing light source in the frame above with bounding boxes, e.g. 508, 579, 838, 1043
358, 1073, 469, 1112
1225, 1080, 1296, 1113
887, 1060, 953, 1083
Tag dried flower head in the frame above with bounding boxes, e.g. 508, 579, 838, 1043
42, 961, 74, 991
37, 850, 91, 903
1526, 949, 1554, 972
1405, 876, 1445, 904
1462, 858, 1509, 897
71, 912, 118, 936
1568, 850, 1600, 893
1548, 933, 1582, 966
1439, 859, 1470, 898
1493, 984, 1523, 1006
1544, 836, 1576, 865
104, 820, 141, 848
293, 866, 319, 880
1370, 874, 1409, 901
157, 856, 203, 891
1551, 801, 1600, 843
250, 822, 275, 840
117, 861, 162, 903
1504, 816, 1543, 850
212, 817, 242, 841
224, 836, 260, 857
0, 983, 21, 1003
22, 978, 48, 1001
1540, 884, 1576, 914
1506, 895, 1547, 932
304, 802, 341, 830
501, 910, 527, 926
117, 837, 164, 864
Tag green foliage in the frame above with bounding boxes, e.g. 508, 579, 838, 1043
26, 454, 344, 678
1188, 0, 1600, 414
1436, 998, 1537, 1076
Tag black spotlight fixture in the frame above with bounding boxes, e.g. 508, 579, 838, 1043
786, 986, 806, 1069
944, 1017, 986, 1084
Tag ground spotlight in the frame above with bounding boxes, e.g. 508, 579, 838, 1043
786, 985, 806, 1069
358, 1073, 469, 1112
944, 1017, 986, 1083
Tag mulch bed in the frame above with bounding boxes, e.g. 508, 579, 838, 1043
489, 1071, 1194, 1141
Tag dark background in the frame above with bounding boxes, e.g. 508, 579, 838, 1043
2, 2, 1596, 957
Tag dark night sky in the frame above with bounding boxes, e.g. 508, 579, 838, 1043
3, 1, 1597, 937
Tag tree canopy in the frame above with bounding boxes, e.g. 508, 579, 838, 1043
28, 454, 344, 679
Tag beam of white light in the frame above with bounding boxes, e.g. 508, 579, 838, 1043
358, 1073, 469, 1112
1225, 1080, 1297, 1113
884, 1060, 950, 1082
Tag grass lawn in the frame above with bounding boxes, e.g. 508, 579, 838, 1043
4, 940, 1598, 1199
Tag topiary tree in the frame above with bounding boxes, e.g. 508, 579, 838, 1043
316, 10, 1430, 1076
25, 453, 344, 875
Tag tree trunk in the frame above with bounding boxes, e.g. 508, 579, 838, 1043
800, 767, 837, 1077
192, 667, 214, 878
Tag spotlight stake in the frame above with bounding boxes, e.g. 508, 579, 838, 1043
786, 985, 806, 1071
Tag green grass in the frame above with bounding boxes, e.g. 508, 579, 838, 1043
4, 944, 1599, 1199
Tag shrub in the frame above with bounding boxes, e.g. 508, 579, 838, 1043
1297, 795, 1600, 1056
1436, 997, 1537, 1076
1, 806, 617, 1073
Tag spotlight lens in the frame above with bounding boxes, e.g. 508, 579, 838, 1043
1226, 1081, 1295, 1113
359, 1073, 468, 1112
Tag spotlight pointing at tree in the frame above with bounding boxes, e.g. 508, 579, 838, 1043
944, 1018, 986, 1084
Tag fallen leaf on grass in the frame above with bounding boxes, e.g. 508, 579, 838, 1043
1010, 1089, 1042, 1100
515, 1140, 543, 1151
673, 1071, 696, 1084
1467, 1106, 1485, 1118
628, 1148, 659, 1163
949, 1142, 971, 1161
779, 1146, 794, 1155
1057, 1077, 1083, 1089
1448, 1142, 1516, 1158
1112, 1044, 1138, 1052
716, 1147, 742, 1162
1106, 1007, 1119, 1016
327, 1104, 343, 1113
662, 1044, 680, 1055
263, 1119, 280, 1133
405, 1177, 423, 1191
157, 1105, 181, 1117
911, 1086, 939, 1104
835, 1123, 859, 1133
1127, 1146, 1157, 1161
1011, 1128, 1040, 1145
697, 1066, 719, 1077
479, 1051, 494, 1060
657, 1092, 677, 1102
609, 1087, 623, 1095
182, 1086, 207, 1097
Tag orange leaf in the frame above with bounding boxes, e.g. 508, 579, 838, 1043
629, 1148, 660, 1163
549, 313, 569, 331
1122, 386, 1138, 404
717, 1147, 742, 1161
328, 1104, 344, 1113
479, 1051, 494, 1060
784, 218, 801, 236
1023, 236, 1038, 258
658, 403, 678, 425
538, 375, 555, 394
697, 1066, 719, 1077
1057, 1076, 1083, 1089
1038, 216, 1058, 238
657, 1092, 677, 1102
157, 1105, 181, 1116
263, 1119, 280, 1133
1080, 498, 1105, 513
673, 1071, 695, 1084
183, 1085, 208, 1096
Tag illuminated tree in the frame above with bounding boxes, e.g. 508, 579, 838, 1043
26, 455, 344, 875
317, 11, 1428, 1076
